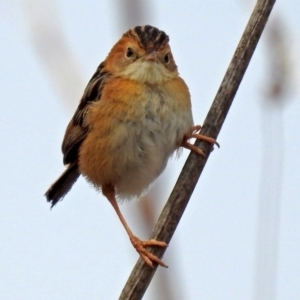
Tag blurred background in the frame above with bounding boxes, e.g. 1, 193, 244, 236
1, 0, 299, 299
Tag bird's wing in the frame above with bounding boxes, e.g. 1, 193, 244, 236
61, 61, 110, 165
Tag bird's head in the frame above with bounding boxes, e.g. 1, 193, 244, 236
105, 25, 178, 84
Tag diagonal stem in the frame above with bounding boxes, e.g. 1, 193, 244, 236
119, 1, 276, 299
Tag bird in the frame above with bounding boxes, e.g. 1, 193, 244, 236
45, 25, 218, 268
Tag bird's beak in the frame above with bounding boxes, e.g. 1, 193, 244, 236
145, 51, 157, 61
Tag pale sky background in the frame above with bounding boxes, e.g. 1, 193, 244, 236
1, 1, 299, 299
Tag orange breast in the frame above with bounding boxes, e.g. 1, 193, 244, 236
78, 76, 193, 198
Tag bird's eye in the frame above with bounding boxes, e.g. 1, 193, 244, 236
126, 47, 134, 58
164, 53, 170, 64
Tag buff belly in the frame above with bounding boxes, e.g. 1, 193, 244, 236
79, 84, 193, 200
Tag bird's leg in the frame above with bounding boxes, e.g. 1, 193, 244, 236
102, 184, 168, 268
181, 125, 220, 157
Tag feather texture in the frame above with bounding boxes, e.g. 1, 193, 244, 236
45, 163, 80, 207
62, 62, 111, 164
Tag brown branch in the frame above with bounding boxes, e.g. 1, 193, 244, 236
119, 1, 276, 299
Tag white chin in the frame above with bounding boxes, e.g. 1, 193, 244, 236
121, 61, 173, 84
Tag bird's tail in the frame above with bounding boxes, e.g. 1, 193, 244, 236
45, 163, 80, 208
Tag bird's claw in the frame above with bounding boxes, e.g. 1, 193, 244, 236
130, 236, 168, 268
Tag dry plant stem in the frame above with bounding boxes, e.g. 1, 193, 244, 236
119, 1, 276, 299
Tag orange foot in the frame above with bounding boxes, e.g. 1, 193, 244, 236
130, 235, 168, 268
181, 125, 220, 157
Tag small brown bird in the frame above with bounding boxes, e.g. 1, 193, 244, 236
45, 25, 218, 268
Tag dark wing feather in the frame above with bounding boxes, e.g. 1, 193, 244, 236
62, 61, 110, 165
